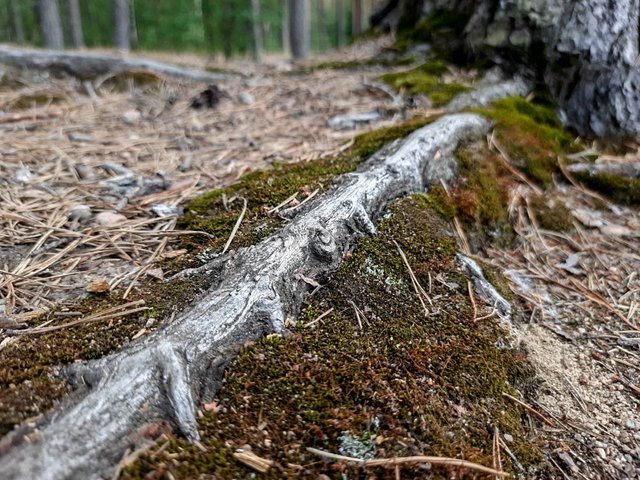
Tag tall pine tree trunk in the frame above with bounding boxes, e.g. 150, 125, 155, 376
316, 0, 328, 50
8, 0, 25, 44
351, 0, 363, 36
281, 0, 290, 52
66, 0, 84, 48
289, 0, 310, 59
201, 0, 216, 54
39, 0, 64, 49
336, 0, 345, 47
251, 0, 264, 61
220, 0, 234, 58
113, 0, 130, 51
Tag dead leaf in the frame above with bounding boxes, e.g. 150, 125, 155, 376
86, 279, 110, 293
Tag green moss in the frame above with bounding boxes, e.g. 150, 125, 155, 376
381, 60, 470, 107
124, 196, 546, 479
473, 97, 580, 187
0, 274, 210, 437
572, 171, 640, 206
306, 56, 417, 72
528, 196, 574, 231
178, 115, 436, 251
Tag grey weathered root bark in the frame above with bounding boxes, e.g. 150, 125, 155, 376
0, 81, 526, 479
0, 45, 233, 83
374, 0, 640, 139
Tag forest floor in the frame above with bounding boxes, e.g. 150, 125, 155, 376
0, 38, 639, 479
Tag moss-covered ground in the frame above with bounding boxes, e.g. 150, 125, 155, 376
0, 116, 436, 440
381, 60, 470, 107
0, 274, 210, 437
123, 196, 546, 479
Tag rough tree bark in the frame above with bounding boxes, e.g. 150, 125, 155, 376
373, 0, 640, 139
281, 0, 290, 52
8, 0, 26, 45
289, 0, 310, 59
251, 0, 264, 61
352, 0, 363, 36
336, 0, 346, 47
39, 0, 64, 49
113, 0, 130, 51
0, 45, 234, 82
0, 79, 527, 480
66, 0, 84, 48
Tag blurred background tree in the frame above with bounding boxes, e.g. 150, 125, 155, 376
0, 0, 382, 58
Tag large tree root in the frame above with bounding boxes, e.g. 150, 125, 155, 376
0, 45, 233, 83
0, 79, 528, 478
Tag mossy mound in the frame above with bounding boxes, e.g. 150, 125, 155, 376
472, 97, 580, 188
381, 60, 470, 107
572, 171, 640, 206
124, 196, 545, 479
178, 116, 436, 251
0, 275, 209, 437
0, 115, 437, 439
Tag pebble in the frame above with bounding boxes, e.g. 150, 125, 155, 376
68, 205, 92, 222
95, 211, 127, 226
625, 419, 637, 430
595, 447, 607, 459
238, 92, 255, 105
503, 433, 514, 442
121, 109, 142, 125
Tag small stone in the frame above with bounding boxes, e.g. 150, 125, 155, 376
144, 317, 156, 328
11, 167, 31, 184
68, 205, 92, 222
238, 92, 255, 105
625, 419, 637, 430
95, 211, 127, 226
503, 433, 514, 442
68, 132, 94, 143
595, 447, 607, 459
121, 109, 142, 125
150, 204, 181, 218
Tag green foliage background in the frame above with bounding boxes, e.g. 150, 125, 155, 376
0, 0, 357, 56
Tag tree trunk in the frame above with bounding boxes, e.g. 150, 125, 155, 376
8, 0, 25, 44
113, 0, 130, 51
0, 80, 526, 479
0, 45, 234, 82
129, 0, 138, 50
201, 0, 215, 54
221, 0, 234, 58
316, 0, 328, 50
251, 0, 264, 61
289, 0, 310, 59
336, 0, 345, 47
374, 0, 640, 139
351, 0, 363, 36
39, 0, 64, 49
65, 0, 84, 48
281, 0, 290, 52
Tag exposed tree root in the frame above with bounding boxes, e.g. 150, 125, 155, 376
0, 45, 233, 83
0, 76, 530, 478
